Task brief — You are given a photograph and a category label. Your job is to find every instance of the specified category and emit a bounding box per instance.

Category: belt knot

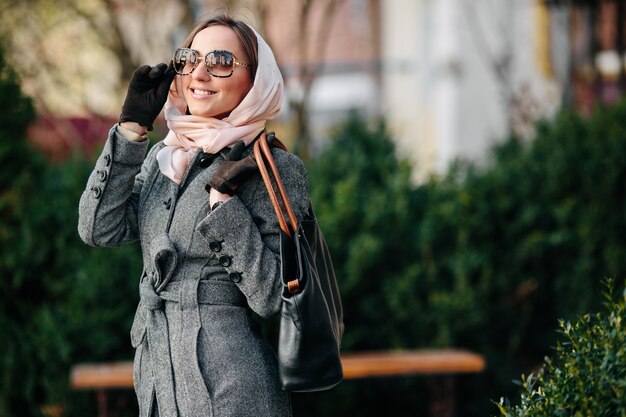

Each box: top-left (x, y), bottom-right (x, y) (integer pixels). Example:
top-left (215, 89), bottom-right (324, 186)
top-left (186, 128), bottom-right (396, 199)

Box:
top-left (140, 282), bottom-right (164, 311)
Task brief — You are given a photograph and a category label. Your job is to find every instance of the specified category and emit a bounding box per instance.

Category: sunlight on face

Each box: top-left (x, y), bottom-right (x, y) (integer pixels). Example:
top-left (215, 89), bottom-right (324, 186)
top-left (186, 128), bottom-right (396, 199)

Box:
top-left (180, 26), bottom-right (253, 119)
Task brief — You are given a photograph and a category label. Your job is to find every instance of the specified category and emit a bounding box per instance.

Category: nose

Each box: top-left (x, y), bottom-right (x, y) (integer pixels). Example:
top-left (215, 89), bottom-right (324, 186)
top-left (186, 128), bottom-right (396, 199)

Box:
top-left (191, 60), bottom-right (211, 80)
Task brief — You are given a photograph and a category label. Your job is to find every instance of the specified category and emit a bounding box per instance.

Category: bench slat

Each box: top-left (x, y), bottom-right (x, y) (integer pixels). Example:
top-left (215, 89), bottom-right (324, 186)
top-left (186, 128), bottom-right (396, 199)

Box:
top-left (71, 349), bottom-right (485, 390)
top-left (71, 362), bottom-right (134, 389)
top-left (340, 349), bottom-right (486, 379)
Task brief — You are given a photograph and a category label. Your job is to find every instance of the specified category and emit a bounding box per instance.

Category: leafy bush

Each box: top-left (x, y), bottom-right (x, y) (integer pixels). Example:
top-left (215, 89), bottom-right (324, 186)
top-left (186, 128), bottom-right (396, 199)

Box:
top-left (0, 46), bottom-right (141, 417)
top-left (292, 116), bottom-right (430, 416)
top-left (300, 104), bottom-right (626, 416)
top-left (496, 280), bottom-right (626, 417)
top-left (0, 43), bottom-right (46, 416)
top-left (308, 116), bottom-right (420, 350)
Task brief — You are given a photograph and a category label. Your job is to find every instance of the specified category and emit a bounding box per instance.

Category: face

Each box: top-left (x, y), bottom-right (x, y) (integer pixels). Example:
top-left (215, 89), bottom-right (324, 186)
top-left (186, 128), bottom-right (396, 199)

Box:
top-left (180, 26), bottom-right (253, 119)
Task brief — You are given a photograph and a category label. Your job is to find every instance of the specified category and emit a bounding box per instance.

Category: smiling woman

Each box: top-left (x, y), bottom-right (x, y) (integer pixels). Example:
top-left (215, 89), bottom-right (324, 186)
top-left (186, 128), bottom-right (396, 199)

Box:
top-left (78, 13), bottom-right (310, 417)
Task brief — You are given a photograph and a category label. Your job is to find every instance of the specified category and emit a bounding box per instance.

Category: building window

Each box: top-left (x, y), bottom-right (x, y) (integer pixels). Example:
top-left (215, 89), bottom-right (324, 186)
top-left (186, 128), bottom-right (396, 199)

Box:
top-left (545, 0), bottom-right (626, 114)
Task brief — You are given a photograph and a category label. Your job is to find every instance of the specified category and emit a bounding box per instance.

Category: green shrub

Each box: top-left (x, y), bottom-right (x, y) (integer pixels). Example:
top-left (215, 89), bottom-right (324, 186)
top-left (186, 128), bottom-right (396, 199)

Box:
top-left (301, 103), bottom-right (626, 416)
top-left (292, 116), bottom-right (430, 416)
top-left (0, 43), bottom-right (45, 416)
top-left (0, 46), bottom-right (141, 417)
top-left (308, 115), bottom-right (420, 350)
top-left (496, 280), bottom-right (626, 417)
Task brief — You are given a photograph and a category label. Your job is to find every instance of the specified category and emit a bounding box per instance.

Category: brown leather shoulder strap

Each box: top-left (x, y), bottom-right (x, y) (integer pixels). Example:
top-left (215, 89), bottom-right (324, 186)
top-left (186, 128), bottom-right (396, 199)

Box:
top-left (253, 133), bottom-right (298, 237)
top-left (268, 132), bottom-right (288, 152)
top-left (254, 133), bottom-right (302, 293)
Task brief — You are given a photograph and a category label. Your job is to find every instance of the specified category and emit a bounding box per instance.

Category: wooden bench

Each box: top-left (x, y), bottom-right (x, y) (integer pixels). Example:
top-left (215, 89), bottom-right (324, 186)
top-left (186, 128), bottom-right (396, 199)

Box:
top-left (71, 349), bottom-right (485, 417)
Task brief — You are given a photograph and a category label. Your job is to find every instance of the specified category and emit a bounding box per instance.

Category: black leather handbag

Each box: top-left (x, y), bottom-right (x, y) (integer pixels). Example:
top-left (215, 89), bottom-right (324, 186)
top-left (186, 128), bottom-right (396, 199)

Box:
top-left (254, 133), bottom-right (344, 392)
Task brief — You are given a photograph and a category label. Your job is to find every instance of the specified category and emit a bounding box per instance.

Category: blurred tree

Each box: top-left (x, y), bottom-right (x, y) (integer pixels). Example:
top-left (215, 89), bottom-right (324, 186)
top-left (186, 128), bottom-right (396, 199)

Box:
top-left (2, 76), bottom-right (626, 417)
top-left (461, 0), bottom-right (552, 139)
top-left (462, 0), bottom-right (516, 134)
top-left (0, 0), bottom-right (195, 116)
top-left (256, 0), bottom-right (345, 160)
top-left (0, 0), bottom-right (346, 159)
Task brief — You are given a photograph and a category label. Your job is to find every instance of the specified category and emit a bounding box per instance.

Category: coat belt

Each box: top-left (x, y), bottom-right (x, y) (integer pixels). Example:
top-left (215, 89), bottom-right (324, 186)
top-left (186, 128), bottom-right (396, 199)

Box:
top-left (133, 278), bottom-right (246, 417)
top-left (159, 279), bottom-right (246, 306)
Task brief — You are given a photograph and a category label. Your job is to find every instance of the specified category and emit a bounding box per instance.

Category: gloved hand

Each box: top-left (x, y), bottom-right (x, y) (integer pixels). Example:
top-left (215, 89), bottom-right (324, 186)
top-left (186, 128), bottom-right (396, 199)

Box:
top-left (207, 133), bottom-right (279, 196)
top-left (119, 63), bottom-right (175, 130)
top-left (207, 141), bottom-right (258, 196)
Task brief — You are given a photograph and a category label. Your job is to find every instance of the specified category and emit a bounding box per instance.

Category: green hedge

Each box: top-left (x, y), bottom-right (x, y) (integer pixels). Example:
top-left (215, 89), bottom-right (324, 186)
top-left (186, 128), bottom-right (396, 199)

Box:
top-left (0, 48), bottom-right (141, 416)
top-left (297, 107), bottom-right (626, 416)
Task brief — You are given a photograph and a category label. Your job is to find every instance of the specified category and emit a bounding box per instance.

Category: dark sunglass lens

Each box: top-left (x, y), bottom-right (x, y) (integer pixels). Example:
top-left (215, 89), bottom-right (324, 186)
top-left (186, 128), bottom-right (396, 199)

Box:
top-left (207, 51), bottom-right (234, 76)
top-left (173, 48), bottom-right (197, 75)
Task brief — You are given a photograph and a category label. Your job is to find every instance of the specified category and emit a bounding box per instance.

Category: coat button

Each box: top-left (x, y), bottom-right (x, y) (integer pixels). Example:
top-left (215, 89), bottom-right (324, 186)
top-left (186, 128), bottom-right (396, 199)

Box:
top-left (163, 197), bottom-right (172, 210)
top-left (103, 154), bottom-right (111, 166)
top-left (91, 186), bottom-right (102, 199)
top-left (198, 153), bottom-right (215, 167)
top-left (209, 240), bottom-right (222, 252)
top-left (229, 272), bottom-right (242, 283)
top-left (218, 255), bottom-right (232, 267)
top-left (97, 170), bottom-right (108, 182)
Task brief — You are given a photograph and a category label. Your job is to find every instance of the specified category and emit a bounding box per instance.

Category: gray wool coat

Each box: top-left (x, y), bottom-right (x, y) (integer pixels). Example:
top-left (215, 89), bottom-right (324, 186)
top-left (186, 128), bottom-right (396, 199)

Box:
top-left (78, 126), bottom-right (310, 417)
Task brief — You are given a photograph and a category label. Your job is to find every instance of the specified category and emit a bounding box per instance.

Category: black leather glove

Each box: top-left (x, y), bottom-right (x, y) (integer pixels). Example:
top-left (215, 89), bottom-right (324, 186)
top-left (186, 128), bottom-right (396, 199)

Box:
top-left (207, 133), bottom-right (278, 196)
top-left (119, 63), bottom-right (175, 130)
top-left (207, 141), bottom-right (258, 196)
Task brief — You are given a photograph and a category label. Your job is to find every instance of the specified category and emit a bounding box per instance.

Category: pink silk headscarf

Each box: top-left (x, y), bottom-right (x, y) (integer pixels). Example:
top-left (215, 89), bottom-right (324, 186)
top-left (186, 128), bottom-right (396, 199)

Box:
top-left (156, 27), bottom-right (284, 184)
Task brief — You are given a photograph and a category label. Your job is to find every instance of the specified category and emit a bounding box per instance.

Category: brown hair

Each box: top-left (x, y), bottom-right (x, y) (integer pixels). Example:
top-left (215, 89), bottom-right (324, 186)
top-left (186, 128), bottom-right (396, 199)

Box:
top-left (180, 14), bottom-right (258, 81)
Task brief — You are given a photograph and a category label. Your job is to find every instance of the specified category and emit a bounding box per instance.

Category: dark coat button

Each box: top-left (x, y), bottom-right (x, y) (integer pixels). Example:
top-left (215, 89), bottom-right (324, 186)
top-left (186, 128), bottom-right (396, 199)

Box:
top-left (198, 153), bottom-right (216, 167)
top-left (103, 154), bottom-right (111, 166)
top-left (219, 255), bottom-right (232, 267)
top-left (97, 170), bottom-right (108, 182)
top-left (91, 186), bottom-right (102, 199)
top-left (209, 240), bottom-right (222, 252)
top-left (163, 197), bottom-right (172, 210)
top-left (229, 272), bottom-right (242, 283)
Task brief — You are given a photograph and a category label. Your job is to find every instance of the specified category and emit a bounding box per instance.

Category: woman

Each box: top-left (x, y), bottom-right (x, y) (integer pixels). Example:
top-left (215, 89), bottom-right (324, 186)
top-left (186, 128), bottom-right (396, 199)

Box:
top-left (78, 14), bottom-right (308, 417)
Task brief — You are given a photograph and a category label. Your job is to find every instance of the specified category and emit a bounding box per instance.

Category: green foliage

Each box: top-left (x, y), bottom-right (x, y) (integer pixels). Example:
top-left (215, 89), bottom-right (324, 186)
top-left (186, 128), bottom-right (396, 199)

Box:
top-left (0, 48), bottom-right (35, 139)
top-left (0, 44), bottom-right (45, 416)
top-left (0, 47), bottom-right (141, 416)
top-left (497, 280), bottom-right (626, 417)
top-left (309, 116), bottom-right (420, 350)
top-left (296, 114), bottom-right (429, 416)
top-left (301, 103), bottom-right (626, 416)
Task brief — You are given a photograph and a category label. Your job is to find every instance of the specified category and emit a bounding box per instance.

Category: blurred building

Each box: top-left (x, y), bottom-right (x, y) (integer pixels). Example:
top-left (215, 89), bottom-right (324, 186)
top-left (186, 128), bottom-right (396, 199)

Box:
top-left (275, 0), bottom-right (626, 180)
top-left (379, 0), bottom-right (561, 179)
top-left (282, 0), bottom-right (563, 180)
top-left (266, 0), bottom-right (626, 180)
top-left (259, 0), bottom-right (563, 180)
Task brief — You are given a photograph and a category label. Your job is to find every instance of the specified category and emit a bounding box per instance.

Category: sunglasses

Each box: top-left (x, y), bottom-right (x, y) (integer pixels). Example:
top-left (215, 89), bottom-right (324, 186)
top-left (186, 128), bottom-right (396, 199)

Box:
top-left (172, 48), bottom-right (251, 78)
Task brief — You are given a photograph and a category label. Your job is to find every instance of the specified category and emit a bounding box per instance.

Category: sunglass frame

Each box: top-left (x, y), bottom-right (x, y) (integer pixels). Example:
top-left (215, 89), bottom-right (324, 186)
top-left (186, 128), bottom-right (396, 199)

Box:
top-left (172, 48), bottom-right (251, 78)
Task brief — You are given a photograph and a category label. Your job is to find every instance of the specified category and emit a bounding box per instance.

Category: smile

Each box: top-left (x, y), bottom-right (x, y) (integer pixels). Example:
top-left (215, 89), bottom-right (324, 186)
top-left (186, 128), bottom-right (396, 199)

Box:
top-left (191, 88), bottom-right (217, 96)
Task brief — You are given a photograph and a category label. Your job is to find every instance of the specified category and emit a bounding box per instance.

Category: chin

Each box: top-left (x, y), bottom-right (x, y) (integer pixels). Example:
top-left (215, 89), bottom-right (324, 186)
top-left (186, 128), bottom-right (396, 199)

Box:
top-left (187, 105), bottom-right (231, 119)
top-left (188, 106), bottom-right (215, 118)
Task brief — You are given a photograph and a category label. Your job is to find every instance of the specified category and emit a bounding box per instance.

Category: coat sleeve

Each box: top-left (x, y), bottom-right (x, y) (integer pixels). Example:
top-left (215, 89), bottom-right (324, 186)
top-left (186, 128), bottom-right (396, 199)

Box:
top-left (197, 149), bottom-right (310, 318)
top-left (78, 125), bottom-right (156, 247)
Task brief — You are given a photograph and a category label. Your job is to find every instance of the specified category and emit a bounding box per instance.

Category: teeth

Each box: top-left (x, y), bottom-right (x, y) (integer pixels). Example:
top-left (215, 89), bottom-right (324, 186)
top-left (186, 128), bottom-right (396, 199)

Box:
top-left (193, 89), bottom-right (215, 95)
